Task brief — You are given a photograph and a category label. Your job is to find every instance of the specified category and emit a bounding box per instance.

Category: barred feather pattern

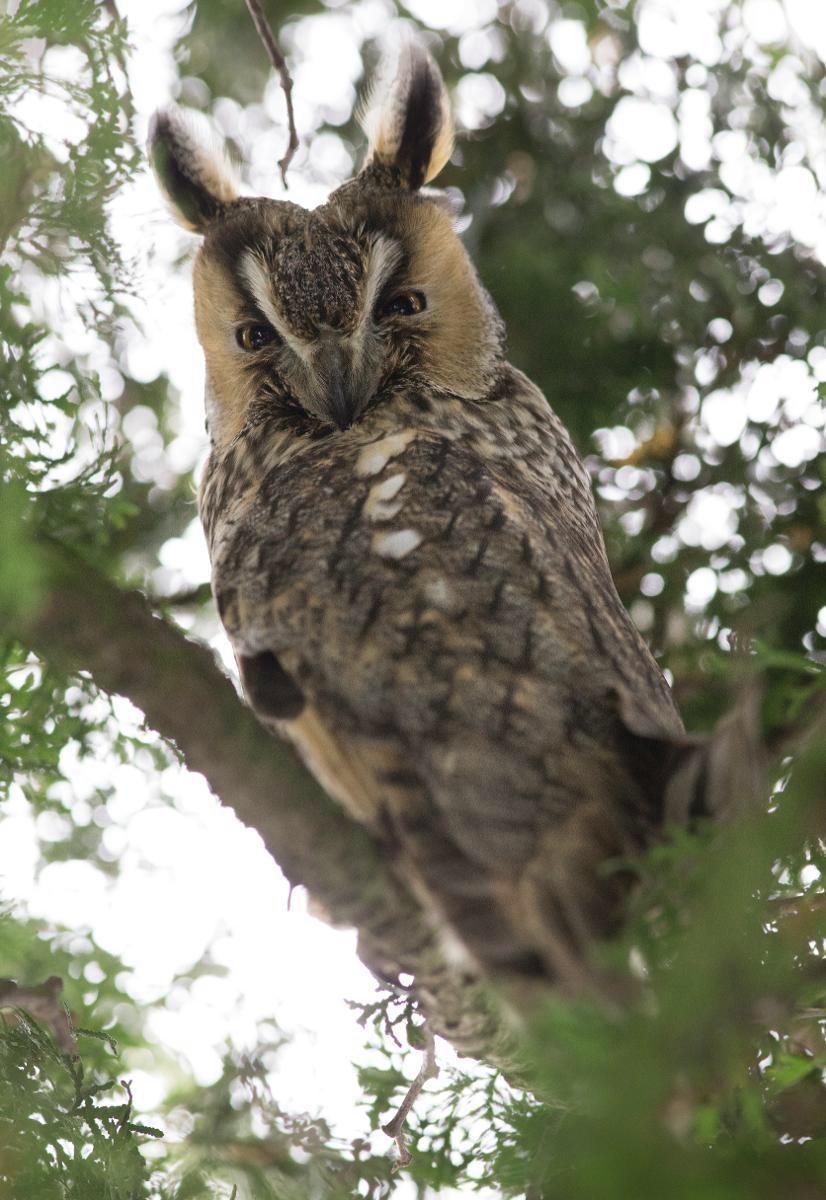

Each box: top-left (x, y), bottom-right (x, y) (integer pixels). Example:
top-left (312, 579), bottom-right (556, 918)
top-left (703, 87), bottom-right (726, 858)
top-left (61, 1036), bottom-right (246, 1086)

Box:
top-left (200, 364), bottom-right (686, 989)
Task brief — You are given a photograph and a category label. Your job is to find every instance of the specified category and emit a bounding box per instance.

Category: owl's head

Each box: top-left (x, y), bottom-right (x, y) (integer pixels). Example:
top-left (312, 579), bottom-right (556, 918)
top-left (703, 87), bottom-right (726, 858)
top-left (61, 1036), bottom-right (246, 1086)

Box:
top-left (149, 44), bottom-right (505, 449)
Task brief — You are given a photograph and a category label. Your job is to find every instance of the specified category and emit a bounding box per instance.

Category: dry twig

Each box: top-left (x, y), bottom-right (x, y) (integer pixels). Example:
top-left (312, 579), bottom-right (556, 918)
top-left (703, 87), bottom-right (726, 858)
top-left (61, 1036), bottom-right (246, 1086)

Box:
top-left (243, 0), bottom-right (299, 187)
top-left (381, 1023), bottom-right (439, 1171)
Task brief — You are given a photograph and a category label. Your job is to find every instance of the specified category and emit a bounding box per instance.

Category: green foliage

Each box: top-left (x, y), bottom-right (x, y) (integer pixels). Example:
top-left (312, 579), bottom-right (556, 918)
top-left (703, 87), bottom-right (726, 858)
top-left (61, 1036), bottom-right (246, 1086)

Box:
top-left (1, 0), bottom-right (134, 483)
top-left (0, 0), bottom-right (189, 801)
top-left (0, 0), bottom-right (130, 640)
top-left (0, 1016), bottom-right (159, 1200)
top-left (0, 906), bottom-right (167, 1200)
top-left (1, 0), bottom-right (825, 1197)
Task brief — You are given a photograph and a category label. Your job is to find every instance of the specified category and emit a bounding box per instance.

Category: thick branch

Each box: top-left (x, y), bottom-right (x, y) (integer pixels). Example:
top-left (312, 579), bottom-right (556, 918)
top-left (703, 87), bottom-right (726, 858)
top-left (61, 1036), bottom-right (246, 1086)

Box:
top-left (11, 543), bottom-right (507, 1064)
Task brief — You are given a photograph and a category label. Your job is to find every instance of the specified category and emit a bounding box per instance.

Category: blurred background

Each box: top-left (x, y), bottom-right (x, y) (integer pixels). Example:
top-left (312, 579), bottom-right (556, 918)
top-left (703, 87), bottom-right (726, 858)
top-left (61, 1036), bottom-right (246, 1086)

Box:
top-left (1, 0), bottom-right (825, 1196)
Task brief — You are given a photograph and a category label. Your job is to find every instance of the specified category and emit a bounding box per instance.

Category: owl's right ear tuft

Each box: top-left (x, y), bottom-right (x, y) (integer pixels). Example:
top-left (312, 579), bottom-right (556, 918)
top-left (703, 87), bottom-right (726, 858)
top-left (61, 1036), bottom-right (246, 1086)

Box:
top-left (359, 42), bottom-right (454, 190)
top-left (148, 106), bottom-right (238, 233)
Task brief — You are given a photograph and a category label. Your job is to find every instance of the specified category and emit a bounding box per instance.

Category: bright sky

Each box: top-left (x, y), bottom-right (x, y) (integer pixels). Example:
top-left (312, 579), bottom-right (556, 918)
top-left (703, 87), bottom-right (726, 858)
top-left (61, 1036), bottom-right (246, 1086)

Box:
top-left (2, 0), bottom-right (826, 1191)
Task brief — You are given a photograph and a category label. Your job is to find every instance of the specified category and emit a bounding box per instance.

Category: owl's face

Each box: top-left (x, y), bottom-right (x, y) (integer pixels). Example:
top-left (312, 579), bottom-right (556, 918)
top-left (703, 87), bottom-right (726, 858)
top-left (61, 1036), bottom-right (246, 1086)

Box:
top-left (193, 188), bottom-right (503, 447)
top-left (150, 46), bottom-right (505, 451)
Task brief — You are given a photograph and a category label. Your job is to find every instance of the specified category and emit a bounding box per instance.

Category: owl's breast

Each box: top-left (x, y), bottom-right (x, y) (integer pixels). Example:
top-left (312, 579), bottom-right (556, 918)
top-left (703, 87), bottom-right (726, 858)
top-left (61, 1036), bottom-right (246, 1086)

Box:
top-left (205, 410), bottom-right (682, 758)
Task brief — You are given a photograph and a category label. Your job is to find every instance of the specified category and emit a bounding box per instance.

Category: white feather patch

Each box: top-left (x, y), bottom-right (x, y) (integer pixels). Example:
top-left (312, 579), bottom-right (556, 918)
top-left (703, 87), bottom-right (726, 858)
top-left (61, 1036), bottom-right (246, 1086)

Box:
top-left (355, 429), bottom-right (417, 477)
top-left (365, 472), bottom-right (407, 522)
top-left (372, 529), bottom-right (423, 559)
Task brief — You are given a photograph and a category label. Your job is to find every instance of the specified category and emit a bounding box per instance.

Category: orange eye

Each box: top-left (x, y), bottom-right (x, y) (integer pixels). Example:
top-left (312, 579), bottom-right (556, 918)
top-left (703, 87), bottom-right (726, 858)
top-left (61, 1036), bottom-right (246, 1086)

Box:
top-left (381, 291), bottom-right (427, 319)
top-left (236, 323), bottom-right (278, 351)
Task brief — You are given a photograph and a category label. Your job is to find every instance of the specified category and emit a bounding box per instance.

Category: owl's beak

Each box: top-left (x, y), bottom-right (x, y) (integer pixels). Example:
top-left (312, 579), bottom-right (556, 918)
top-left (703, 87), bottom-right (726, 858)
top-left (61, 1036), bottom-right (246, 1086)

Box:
top-left (312, 336), bottom-right (359, 431)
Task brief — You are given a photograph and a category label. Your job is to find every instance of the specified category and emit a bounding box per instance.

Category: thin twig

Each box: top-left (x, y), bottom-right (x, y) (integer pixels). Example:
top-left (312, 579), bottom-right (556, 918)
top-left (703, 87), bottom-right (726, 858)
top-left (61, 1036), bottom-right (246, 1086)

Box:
top-left (118, 1078), bottom-right (134, 1130)
top-left (243, 0), bottom-right (299, 187)
top-left (381, 1023), bottom-right (438, 1171)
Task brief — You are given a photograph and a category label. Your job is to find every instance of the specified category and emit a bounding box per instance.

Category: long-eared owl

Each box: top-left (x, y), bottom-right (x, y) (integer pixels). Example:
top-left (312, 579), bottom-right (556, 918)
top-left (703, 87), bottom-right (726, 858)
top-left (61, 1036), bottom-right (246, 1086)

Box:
top-left (149, 43), bottom-right (688, 988)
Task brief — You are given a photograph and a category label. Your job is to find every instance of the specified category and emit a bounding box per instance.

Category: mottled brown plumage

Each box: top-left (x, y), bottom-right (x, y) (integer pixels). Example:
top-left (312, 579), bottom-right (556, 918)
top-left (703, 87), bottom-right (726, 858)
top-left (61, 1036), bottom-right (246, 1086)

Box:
top-left (150, 44), bottom-right (691, 991)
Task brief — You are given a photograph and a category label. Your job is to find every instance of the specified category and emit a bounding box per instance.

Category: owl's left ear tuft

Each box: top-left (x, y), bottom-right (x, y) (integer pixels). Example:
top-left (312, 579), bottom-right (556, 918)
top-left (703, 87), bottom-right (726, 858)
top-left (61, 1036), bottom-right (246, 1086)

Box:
top-left (148, 106), bottom-right (238, 232)
top-left (359, 42), bottom-right (454, 190)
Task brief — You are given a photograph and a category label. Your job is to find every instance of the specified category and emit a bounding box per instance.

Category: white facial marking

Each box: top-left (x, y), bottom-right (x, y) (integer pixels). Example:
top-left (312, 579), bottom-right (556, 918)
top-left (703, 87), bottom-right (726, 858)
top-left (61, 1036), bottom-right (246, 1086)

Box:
top-left (239, 250), bottom-right (309, 360)
top-left (372, 529), bottom-right (422, 559)
top-left (359, 237), bottom-right (403, 332)
top-left (355, 429), bottom-right (417, 477)
top-left (239, 251), bottom-right (280, 328)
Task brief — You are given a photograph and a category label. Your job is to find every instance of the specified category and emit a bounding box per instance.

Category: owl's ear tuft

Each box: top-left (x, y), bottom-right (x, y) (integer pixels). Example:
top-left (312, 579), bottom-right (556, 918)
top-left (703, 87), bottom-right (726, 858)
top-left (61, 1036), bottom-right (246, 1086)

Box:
top-left (359, 42), bottom-right (454, 190)
top-left (148, 106), bottom-right (238, 232)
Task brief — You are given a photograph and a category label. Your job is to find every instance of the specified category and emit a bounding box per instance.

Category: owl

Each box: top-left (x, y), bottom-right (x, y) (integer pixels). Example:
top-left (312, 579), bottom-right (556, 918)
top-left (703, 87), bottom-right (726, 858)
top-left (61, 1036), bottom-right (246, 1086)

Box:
top-left (148, 45), bottom-right (693, 994)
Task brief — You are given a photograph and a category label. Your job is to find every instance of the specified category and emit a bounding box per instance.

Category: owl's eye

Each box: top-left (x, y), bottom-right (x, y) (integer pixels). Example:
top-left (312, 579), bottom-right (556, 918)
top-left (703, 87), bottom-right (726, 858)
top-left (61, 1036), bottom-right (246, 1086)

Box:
top-left (236, 323), bottom-right (279, 352)
top-left (380, 291), bottom-right (427, 319)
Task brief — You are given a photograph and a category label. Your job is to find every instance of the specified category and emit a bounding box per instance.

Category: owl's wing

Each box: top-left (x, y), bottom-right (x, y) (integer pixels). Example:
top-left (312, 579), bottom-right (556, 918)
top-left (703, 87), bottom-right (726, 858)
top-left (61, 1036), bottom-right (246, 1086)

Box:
top-left (210, 412), bottom-right (685, 981)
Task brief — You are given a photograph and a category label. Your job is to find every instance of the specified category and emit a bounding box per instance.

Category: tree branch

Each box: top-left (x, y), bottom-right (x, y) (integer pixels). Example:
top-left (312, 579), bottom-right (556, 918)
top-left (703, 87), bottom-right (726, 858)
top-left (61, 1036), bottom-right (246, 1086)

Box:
top-left (11, 542), bottom-right (509, 1066)
top-left (243, 0), bottom-right (299, 187)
